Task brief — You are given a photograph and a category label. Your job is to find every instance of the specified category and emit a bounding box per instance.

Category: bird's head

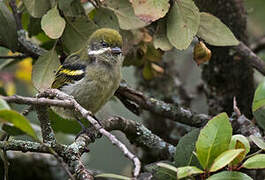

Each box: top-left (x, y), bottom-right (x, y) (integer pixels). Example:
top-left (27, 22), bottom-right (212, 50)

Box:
top-left (88, 28), bottom-right (123, 64)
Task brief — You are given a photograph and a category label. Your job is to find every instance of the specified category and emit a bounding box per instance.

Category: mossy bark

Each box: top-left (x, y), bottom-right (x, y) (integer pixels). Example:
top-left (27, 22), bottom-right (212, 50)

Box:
top-left (195, 0), bottom-right (254, 118)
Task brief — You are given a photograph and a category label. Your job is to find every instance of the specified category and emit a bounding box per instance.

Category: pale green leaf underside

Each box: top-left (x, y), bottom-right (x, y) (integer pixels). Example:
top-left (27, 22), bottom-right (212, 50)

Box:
top-left (95, 173), bottom-right (131, 180)
top-left (249, 135), bottom-right (265, 150)
top-left (177, 166), bottom-right (203, 179)
top-left (23, 0), bottom-right (51, 18)
top-left (242, 154), bottom-right (265, 169)
top-left (207, 171), bottom-right (252, 180)
top-left (167, 0), bottom-right (200, 50)
top-left (104, 0), bottom-right (146, 30)
top-left (0, 98), bottom-right (10, 110)
top-left (131, 0), bottom-right (170, 23)
top-left (210, 149), bottom-right (244, 172)
top-left (32, 49), bottom-right (60, 91)
top-left (197, 12), bottom-right (239, 46)
top-left (41, 6), bottom-right (66, 39)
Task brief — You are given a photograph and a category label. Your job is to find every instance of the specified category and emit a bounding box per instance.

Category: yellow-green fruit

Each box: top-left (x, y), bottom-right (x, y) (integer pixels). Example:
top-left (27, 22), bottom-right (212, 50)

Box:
top-left (193, 41), bottom-right (211, 65)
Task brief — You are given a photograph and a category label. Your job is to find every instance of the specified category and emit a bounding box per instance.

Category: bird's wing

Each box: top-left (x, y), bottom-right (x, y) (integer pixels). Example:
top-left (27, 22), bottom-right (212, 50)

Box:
top-left (51, 55), bottom-right (86, 89)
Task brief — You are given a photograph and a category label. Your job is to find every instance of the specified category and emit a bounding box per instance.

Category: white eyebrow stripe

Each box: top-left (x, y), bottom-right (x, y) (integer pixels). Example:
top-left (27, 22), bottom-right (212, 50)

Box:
top-left (88, 47), bottom-right (111, 56)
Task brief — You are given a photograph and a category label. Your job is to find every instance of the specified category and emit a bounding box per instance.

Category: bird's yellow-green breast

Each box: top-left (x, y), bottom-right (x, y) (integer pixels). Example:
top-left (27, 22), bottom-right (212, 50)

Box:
top-left (88, 28), bottom-right (123, 48)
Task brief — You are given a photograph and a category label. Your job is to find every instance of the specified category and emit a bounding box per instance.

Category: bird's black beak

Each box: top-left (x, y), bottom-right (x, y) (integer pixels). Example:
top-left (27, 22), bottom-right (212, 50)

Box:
top-left (111, 47), bottom-right (122, 55)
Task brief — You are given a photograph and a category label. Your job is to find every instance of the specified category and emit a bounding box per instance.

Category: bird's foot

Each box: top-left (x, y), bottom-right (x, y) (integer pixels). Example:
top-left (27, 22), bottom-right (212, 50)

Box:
top-left (75, 126), bottom-right (97, 142)
top-left (75, 116), bottom-right (102, 141)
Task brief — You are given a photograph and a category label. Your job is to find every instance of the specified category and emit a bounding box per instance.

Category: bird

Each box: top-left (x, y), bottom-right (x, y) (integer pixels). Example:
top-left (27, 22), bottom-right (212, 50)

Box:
top-left (51, 28), bottom-right (124, 122)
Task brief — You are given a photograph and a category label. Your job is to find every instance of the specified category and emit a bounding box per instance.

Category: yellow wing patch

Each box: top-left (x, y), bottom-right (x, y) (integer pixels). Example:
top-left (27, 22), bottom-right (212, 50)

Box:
top-left (60, 69), bottom-right (84, 76)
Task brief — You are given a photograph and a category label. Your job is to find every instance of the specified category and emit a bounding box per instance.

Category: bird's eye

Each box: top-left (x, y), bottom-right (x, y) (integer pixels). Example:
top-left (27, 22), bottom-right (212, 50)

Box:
top-left (101, 41), bottom-right (108, 47)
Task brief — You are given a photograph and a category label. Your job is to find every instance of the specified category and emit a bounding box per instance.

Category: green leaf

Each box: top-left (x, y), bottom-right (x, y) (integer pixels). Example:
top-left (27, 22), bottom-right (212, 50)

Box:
top-left (252, 79), bottom-right (265, 111)
top-left (104, 0), bottom-right (146, 30)
top-left (61, 17), bottom-right (98, 53)
top-left (58, 0), bottom-right (74, 11)
top-left (142, 62), bottom-right (154, 80)
top-left (157, 162), bottom-right (178, 173)
top-left (0, 110), bottom-right (37, 139)
top-left (0, 3), bottom-right (18, 51)
top-left (2, 123), bottom-right (25, 136)
top-left (242, 154), bottom-right (265, 169)
top-left (229, 135), bottom-right (250, 165)
top-left (210, 149), bottom-right (244, 172)
top-left (249, 135), bottom-right (265, 150)
top-left (41, 6), bottom-right (66, 39)
top-left (49, 109), bottom-right (81, 134)
top-left (23, 0), bottom-right (52, 18)
top-left (145, 162), bottom-right (176, 180)
top-left (130, 0), bottom-right (170, 23)
top-left (28, 17), bottom-right (42, 37)
top-left (177, 166), bottom-right (203, 179)
top-left (253, 107), bottom-right (265, 131)
top-left (32, 49), bottom-right (60, 91)
top-left (153, 19), bottom-right (173, 51)
top-left (0, 98), bottom-right (10, 110)
top-left (157, 163), bottom-right (203, 179)
top-left (92, 8), bottom-right (119, 30)
top-left (196, 112), bottom-right (232, 170)
top-left (252, 78), bottom-right (265, 130)
top-left (58, 0), bottom-right (85, 17)
top-left (167, 0), bottom-right (200, 50)
top-left (197, 12), bottom-right (239, 46)
top-left (175, 128), bottom-right (201, 168)
top-left (230, 135), bottom-right (250, 153)
top-left (207, 171), bottom-right (253, 180)
top-left (95, 173), bottom-right (131, 180)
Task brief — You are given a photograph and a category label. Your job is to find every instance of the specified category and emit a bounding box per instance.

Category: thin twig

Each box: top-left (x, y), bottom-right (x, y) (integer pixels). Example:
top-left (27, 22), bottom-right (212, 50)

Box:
top-left (9, 0), bottom-right (23, 30)
top-left (0, 150), bottom-right (9, 180)
top-left (0, 55), bottom-right (28, 59)
top-left (46, 146), bottom-right (76, 180)
top-left (245, 149), bottom-right (263, 159)
top-left (0, 135), bottom-right (10, 180)
top-left (9, 0), bottom-right (46, 58)
top-left (1, 95), bottom-right (73, 108)
top-left (233, 97), bottom-right (241, 118)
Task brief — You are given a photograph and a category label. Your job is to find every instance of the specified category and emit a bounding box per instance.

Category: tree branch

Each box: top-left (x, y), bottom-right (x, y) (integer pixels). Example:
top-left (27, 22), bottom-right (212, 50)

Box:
top-left (9, 0), bottom-right (22, 30)
top-left (104, 116), bottom-right (176, 160)
top-left (0, 139), bottom-right (51, 153)
top-left (9, 0), bottom-right (46, 58)
top-left (234, 42), bottom-right (265, 76)
top-left (63, 133), bottom-right (94, 180)
top-left (35, 105), bottom-right (56, 144)
top-left (116, 81), bottom-right (210, 127)
top-left (2, 93), bottom-right (176, 159)
top-left (1, 91), bottom-right (182, 176)
top-left (0, 55), bottom-right (28, 59)
top-left (250, 35), bottom-right (265, 54)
